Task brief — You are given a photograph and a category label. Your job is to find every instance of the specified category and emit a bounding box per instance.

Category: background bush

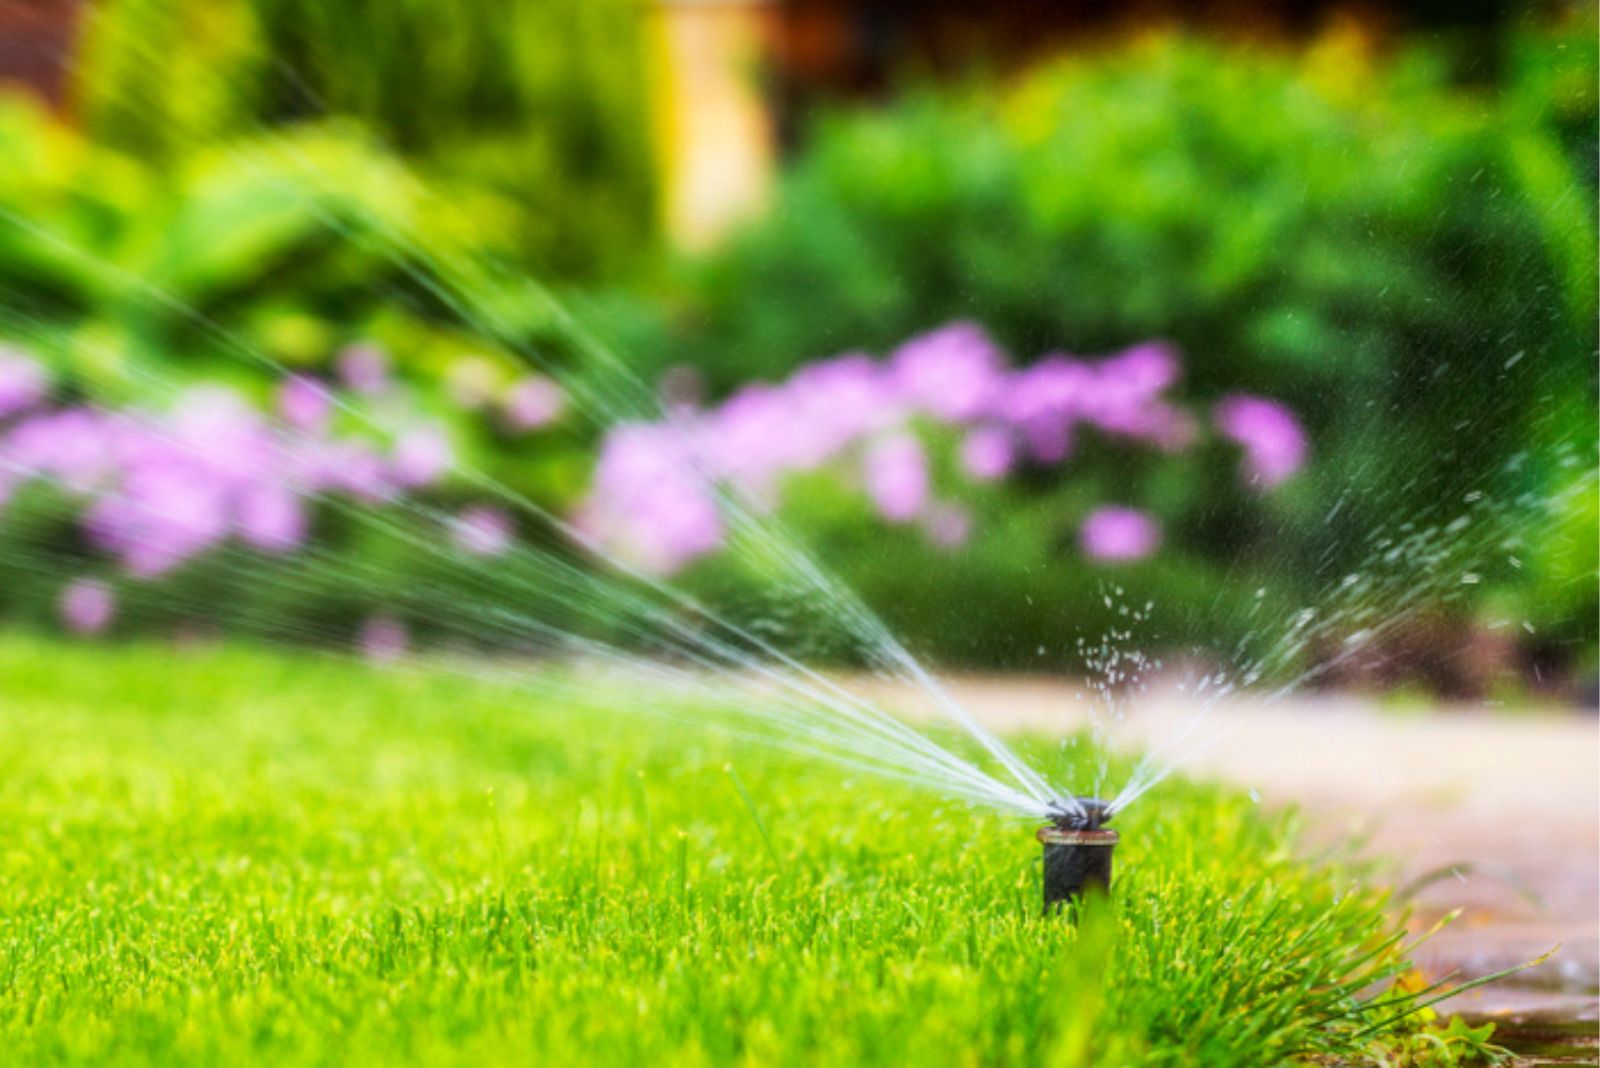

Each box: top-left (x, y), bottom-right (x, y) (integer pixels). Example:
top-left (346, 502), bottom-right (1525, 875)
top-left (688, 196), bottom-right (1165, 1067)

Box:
top-left (76, 0), bottom-right (656, 282)
top-left (629, 27), bottom-right (1598, 678)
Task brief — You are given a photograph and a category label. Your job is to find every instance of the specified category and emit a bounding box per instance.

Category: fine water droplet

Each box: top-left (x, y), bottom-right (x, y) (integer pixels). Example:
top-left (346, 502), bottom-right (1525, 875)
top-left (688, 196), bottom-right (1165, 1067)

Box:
top-left (1503, 350), bottom-right (1525, 369)
top-left (1461, 573), bottom-right (1481, 585)
top-left (1248, 788), bottom-right (1261, 803)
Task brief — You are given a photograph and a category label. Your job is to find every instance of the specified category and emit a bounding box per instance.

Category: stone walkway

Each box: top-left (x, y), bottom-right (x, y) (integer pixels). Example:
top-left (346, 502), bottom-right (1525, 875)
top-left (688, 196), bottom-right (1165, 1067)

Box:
top-left (856, 676), bottom-right (1599, 1023)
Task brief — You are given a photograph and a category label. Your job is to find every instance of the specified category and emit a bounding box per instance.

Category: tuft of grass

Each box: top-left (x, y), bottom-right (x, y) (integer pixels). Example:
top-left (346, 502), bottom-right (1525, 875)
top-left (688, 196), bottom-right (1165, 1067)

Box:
top-left (0, 637), bottom-right (1446, 1065)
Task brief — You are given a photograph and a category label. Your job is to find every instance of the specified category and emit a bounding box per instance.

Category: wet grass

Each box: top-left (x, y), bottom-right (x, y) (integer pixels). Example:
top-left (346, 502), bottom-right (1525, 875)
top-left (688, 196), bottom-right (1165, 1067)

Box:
top-left (0, 637), bottom-right (1467, 1065)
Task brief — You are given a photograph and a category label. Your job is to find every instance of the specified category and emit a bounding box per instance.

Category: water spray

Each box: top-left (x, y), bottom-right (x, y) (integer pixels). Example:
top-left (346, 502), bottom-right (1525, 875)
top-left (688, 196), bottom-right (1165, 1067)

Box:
top-left (1038, 798), bottom-right (1118, 912)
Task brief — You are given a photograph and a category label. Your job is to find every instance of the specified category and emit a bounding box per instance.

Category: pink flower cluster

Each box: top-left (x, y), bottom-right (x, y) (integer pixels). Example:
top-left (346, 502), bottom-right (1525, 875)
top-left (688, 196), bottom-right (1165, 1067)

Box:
top-left (1213, 393), bottom-right (1308, 489)
top-left (579, 323), bottom-right (1307, 573)
top-left (0, 346), bottom-right (543, 637)
top-left (1, 386), bottom-right (446, 576)
top-left (1079, 506), bottom-right (1162, 562)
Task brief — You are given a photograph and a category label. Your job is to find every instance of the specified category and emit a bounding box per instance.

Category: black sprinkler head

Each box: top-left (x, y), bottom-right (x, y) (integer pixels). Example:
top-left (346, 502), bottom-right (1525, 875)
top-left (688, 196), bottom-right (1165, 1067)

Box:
top-left (1038, 797), bottom-right (1118, 913)
top-left (1048, 797), bottom-right (1114, 832)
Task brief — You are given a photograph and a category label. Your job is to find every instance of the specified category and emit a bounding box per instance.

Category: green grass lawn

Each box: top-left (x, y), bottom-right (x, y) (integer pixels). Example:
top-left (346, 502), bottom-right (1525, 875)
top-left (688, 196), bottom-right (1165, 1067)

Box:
top-left (0, 638), bottom-right (1484, 1065)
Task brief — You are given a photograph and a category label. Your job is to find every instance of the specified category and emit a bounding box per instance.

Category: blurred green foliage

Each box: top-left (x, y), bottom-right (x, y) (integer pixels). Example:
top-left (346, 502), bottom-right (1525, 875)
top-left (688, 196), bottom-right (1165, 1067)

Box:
top-left (76, 0), bottom-right (656, 281)
top-left (636, 27), bottom-right (1597, 677)
top-left (0, 96), bottom-right (594, 504)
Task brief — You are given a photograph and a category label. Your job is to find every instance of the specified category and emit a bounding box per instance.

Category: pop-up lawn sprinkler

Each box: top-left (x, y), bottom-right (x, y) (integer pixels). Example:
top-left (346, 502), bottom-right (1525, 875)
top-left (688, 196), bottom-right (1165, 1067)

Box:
top-left (1038, 798), bottom-right (1118, 913)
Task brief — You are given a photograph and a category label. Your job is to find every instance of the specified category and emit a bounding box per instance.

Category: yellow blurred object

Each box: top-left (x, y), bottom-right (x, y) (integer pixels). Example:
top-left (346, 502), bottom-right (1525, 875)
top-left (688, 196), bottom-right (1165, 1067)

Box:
top-left (651, 0), bottom-right (776, 250)
top-left (1302, 14), bottom-right (1379, 105)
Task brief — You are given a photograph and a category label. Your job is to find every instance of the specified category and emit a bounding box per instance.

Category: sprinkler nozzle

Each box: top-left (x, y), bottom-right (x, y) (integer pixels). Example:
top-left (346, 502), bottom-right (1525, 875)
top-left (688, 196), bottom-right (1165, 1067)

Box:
top-left (1039, 797), bottom-right (1118, 913)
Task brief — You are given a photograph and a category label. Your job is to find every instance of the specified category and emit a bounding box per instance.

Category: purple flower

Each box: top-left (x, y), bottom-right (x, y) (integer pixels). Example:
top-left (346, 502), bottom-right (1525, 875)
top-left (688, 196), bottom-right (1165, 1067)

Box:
top-left (571, 328), bottom-right (1222, 572)
top-left (994, 342), bottom-right (1195, 459)
top-left (618, 480), bottom-right (724, 573)
top-left (391, 425), bottom-right (452, 488)
top-left (3, 409), bottom-right (114, 490)
top-left (959, 427), bottom-right (1015, 482)
top-left (171, 388), bottom-right (274, 481)
top-left (0, 347), bottom-right (48, 419)
top-left (590, 425), bottom-right (692, 498)
top-left (1214, 394), bottom-right (1307, 489)
top-left (1079, 506), bottom-right (1161, 563)
top-left (235, 484), bottom-right (307, 553)
top-left (1070, 343), bottom-right (1189, 447)
top-left (1100, 341), bottom-right (1181, 394)
top-left (359, 613), bottom-right (408, 663)
top-left (580, 424), bottom-right (724, 573)
top-left (784, 354), bottom-right (900, 463)
top-left (23, 386), bottom-right (313, 573)
top-left (702, 384), bottom-right (800, 493)
top-left (862, 432), bottom-right (928, 522)
top-left (303, 440), bottom-right (394, 502)
top-left (451, 505), bottom-right (514, 556)
top-left (279, 375), bottom-right (333, 432)
top-left (337, 342), bottom-right (390, 395)
top-left (503, 375), bottom-right (565, 431)
top-left (996, 356), bottom-right (1087, 462)
top-left (890, 322), bottom-right (1006, 423)
top-left (59, 579), bottom-right (114, 634)
top-left (90, 462), bottom-right (230, 576)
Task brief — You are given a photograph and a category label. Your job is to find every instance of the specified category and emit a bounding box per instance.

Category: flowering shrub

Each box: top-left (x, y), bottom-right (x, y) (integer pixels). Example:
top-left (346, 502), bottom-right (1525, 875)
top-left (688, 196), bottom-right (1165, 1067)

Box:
top-left (0, 343), bottom-right (558, 639)
top-left (1213, 395), bottom-right (1308, 490)
top-left (1079, 506), bottom-right (1162, 563)
top-left (0, 321), bottom-right (1313, 665)
top-left (579, 322), bottom-right (1306, 574)
top-left (617, 29), bottom-right (1597, 672)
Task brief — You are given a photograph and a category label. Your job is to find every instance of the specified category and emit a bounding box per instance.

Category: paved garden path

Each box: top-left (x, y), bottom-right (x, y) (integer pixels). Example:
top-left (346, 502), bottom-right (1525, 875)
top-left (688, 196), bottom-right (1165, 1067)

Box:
top-left (857, 676), bottom-right (1599, 1024)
